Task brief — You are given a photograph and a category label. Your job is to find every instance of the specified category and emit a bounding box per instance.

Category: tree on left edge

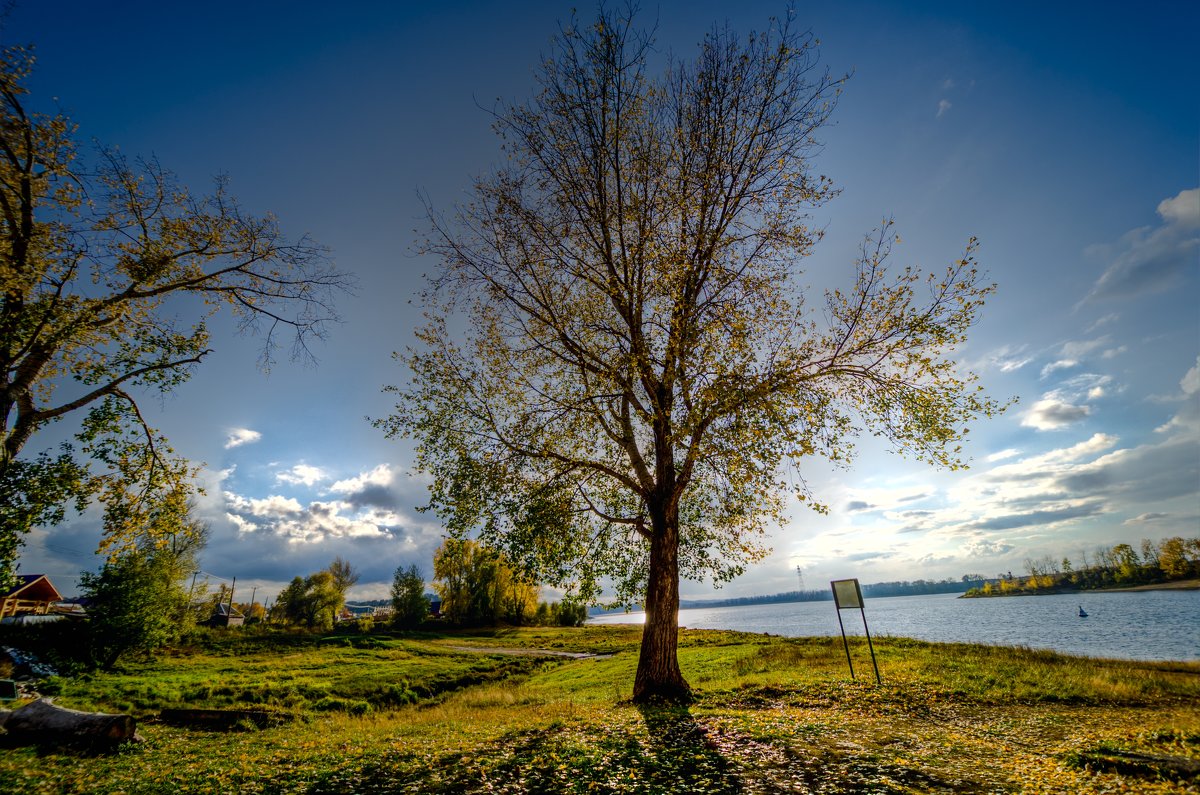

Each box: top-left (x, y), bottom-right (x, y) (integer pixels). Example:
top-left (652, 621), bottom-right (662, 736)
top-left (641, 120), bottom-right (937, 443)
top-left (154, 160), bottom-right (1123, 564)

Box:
top-left (0, 46), bottom-right (351, 587)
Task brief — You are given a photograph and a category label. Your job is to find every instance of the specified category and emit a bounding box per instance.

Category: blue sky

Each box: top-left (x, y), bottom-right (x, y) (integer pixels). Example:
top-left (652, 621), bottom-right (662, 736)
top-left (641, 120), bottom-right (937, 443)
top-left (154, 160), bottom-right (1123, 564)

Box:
top-left (8, 1), bottom-right (1197, 603)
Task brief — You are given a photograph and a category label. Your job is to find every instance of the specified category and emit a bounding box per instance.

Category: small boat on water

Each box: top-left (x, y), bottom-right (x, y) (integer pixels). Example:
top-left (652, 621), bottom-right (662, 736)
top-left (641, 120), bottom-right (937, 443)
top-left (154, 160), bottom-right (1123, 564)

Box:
top-left (1078, 605), bottom-right (1088, 617)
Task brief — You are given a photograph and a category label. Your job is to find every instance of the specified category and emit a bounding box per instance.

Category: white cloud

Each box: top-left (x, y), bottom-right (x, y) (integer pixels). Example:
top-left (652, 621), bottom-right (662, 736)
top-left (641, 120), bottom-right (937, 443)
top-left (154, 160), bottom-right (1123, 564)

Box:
top-left (987, 345), bottom-right (1033, 372)
top-left (330, 464), bottom-right (395, 494)
top-left (1086, 313), bottom-right (1120, 332)
top-left (224, 428), bottom-right (262, 449)
top-left (1154, 356), bottom-right (1200, 434)
top-left (1157, 187), bottom-right (1200, 227)
top-left (276, 464), bottom-right (327, 487)
top-left (225, 492), bottom-right (304, 518)
top-left (1182, 357), bottom-right (1200, 396)
top-left (963, 539), bottom-right (1014, 557)
top-left (1123, 512), bottom-right (1169, 525)
top-left (986, 448), bottom-right (1021, 463)
top-left (1060, 337), bottom-right (1109, 359)
top-left (988, 433), bottom-right (1116, 474)
top-left (1021, 396), bottom-right (1090, 430)
top-left (936, 99), bottom-right (952, 117)
top-left (226, 513), bottom-right (258, 534)
top-left (1040, 359), bottom-right (1077, 378)
top-left (1083, 187), bottom-right (1200, 302)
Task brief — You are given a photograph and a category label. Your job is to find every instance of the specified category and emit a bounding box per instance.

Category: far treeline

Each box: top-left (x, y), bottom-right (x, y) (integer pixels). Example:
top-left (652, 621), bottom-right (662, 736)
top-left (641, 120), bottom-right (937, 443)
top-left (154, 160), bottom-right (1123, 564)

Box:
top-left (963, 536), bottom-right (1200, 598)
top-left (660, 577), bottom-right (980, 612)
top-left (268, 539), bottom-right (585, 632)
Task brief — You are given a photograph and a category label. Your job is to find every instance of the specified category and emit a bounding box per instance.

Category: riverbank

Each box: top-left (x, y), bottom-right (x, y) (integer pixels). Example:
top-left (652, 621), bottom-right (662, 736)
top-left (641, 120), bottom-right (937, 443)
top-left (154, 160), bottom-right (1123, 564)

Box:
top-left (1099, 578), bottom-right (1200, 592)
top-left (962, 578), bottom-right (1200, 598)
top-left (1, 626), bottom-right (1198, 793)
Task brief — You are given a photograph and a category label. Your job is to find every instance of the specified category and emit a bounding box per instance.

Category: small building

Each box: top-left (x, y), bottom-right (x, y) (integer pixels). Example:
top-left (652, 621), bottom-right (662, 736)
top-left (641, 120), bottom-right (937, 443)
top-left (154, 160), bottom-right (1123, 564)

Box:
top-left (207, 602), bottom-right (245, 628)
top-left (340, 603), bottom-right (392, 621)
top-left (0, 575), bottom-right (63, 620)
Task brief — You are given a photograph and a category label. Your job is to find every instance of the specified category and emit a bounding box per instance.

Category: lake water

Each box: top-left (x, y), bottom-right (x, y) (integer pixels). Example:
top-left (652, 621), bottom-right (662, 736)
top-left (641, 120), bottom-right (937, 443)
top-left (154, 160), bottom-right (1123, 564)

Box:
top-left (589, 590), bottom-right (1200, 662)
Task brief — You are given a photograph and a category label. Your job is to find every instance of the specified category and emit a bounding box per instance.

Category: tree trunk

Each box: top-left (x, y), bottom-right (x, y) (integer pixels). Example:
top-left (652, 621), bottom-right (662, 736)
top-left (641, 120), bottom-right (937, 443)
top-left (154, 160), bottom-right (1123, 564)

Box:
top-left (1, 697), bottom-right (140, 748)
top-left (632, 509), bottom-right (692, 703)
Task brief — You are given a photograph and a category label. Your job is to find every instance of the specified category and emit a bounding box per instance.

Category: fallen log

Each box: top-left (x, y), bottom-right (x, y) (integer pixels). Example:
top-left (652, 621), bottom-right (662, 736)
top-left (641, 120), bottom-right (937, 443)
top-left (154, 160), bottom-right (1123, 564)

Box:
top-left (1, 697), bottom-right (140, 749)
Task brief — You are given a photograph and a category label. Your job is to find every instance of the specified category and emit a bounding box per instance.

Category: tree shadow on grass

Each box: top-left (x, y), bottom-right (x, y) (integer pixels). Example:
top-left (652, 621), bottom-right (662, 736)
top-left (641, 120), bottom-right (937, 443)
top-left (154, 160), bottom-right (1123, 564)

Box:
top-left (298, 706), bottom-right (745, 794)
top-left (633, 702), bottom-right (745, 793)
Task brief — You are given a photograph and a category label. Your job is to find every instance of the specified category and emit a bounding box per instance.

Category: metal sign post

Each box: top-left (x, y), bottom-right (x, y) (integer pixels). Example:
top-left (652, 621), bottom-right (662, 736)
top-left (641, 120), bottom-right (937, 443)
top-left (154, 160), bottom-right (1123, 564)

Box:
top-left (830, 578), bottom-right (881, 684)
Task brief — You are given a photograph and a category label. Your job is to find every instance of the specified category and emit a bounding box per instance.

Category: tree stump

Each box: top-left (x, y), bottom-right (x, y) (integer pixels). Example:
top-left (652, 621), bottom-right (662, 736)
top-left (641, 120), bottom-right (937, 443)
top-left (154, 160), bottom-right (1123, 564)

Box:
top-left (1, 697), bottom-right (140, 749)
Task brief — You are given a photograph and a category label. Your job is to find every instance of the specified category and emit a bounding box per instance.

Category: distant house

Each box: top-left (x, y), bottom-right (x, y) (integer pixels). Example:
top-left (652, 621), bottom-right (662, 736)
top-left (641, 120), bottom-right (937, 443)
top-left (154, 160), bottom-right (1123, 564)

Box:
top-left (340, 603), bottom-right (393, 621)
top-left (206, 602), bottom-right (245, 628)
top-left (0, 574), bottom-right (63, 621)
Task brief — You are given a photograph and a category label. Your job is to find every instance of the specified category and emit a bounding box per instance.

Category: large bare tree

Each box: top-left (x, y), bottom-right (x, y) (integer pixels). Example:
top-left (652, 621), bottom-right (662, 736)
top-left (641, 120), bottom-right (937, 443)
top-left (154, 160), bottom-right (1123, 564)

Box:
top-left (0, 46), bottom-right (349, 584)
top-left (381, 9), bottom-right (1003, 701)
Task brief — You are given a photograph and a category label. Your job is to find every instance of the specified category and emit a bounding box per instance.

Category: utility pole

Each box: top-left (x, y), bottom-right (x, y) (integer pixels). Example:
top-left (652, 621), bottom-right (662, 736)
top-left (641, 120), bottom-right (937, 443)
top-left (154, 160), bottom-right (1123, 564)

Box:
top-left (228, 577), bottom-right (236, 610)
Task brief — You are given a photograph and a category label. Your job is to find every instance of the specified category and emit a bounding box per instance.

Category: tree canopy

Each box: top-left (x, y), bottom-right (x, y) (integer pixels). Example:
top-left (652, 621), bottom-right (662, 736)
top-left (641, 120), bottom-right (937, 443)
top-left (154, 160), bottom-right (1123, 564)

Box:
top-left (379, 9), bottom-right (1004, 701)
top-left (78, 508), bottom-right (208, 670)
top-left (0, 46), bottom-right (349, 586)
top-left (271, 558), bottom-right (360, 630)
top-left (432, 537), bottom-right (539, 626)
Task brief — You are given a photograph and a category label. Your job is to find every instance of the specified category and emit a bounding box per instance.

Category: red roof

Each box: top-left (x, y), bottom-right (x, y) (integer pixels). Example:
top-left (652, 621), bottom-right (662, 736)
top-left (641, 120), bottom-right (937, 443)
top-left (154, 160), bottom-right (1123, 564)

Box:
top-left (1, 574), bottom-right (63, 603)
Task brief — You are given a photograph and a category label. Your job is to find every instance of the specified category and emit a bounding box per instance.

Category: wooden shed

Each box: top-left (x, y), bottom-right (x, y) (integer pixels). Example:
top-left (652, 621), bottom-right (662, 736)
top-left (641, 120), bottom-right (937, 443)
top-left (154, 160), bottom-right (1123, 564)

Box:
top-left (207, 602), bottom-right (245, 628)
top-left (0, 575), bottom-right (63, 620)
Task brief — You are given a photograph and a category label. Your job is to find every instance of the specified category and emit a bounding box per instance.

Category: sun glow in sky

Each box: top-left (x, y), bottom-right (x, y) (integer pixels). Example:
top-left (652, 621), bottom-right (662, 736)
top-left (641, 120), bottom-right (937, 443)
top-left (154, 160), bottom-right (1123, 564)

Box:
top-left (9, 1), bottom-right (1197, 603)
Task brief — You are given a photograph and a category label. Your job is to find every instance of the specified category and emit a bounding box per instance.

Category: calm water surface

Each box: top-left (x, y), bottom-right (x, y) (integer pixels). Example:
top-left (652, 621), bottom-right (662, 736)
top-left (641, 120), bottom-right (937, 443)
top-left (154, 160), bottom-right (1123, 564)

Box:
top-left (589, 590), bottom-right (1200, 661)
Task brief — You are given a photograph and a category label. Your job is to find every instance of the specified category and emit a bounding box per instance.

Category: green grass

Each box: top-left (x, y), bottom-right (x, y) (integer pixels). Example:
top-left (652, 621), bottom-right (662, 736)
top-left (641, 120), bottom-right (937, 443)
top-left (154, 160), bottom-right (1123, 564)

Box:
top-left (1, 626), bottom-right (1197, 794)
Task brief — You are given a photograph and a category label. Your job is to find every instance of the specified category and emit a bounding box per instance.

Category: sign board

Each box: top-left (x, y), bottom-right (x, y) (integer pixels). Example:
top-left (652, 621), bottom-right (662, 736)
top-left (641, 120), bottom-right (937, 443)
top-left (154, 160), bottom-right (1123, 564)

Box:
top-left (831, 578), bottom-right (863, 609)
top-left (829, 577), bottom-right (881, 684)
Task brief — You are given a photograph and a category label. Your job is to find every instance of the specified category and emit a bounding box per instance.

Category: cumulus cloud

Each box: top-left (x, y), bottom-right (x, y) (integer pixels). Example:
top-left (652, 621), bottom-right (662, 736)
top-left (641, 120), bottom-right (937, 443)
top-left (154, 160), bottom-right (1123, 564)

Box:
top-left (276, 464), bottom-right (327, 487)
top-left (1158, 188), bottom-right (1200, 225)
top-left (963, 539), bottom-right (1014, 556)
top-left (1021, 396), bottom-right (1090, 430)
top-left (331, 464), bottom-right (394, 494)
top-left (224, 428), bottom-right (262, 449)
top-left (1183, 358), bottom-right (1200, 395)
top-left (1083, 187), bottom-right (1200, 302)
top-left (226, 493), bottom-right (304, 518)
top-left (330, 464), bottom-right (403, 509)
top-left (224, 491), bottom-right (392, 545)
top-left (226, 513), bottom-right (258, 534)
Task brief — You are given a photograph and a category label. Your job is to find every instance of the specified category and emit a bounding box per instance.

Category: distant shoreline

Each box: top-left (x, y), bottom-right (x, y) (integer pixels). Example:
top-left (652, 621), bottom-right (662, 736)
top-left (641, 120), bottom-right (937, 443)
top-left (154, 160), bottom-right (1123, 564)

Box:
top-left (1092, 578), bottom-right (1200, 592)
top-left (959, 578), bottom-right (1200, 598)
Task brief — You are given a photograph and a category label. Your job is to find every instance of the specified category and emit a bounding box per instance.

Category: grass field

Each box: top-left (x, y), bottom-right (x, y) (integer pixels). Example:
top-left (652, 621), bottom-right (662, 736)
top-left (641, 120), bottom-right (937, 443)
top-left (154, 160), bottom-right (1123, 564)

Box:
top-left (2, 625), bottom-right (1197, 793)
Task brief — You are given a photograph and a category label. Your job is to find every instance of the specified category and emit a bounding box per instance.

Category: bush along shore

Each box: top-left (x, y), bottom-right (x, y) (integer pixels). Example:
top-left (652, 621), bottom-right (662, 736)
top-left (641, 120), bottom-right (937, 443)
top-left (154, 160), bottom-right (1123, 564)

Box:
top-left (963, 536), bottom-right (1199, 597)
top-left (0, 624), bottom-right (1198, 794)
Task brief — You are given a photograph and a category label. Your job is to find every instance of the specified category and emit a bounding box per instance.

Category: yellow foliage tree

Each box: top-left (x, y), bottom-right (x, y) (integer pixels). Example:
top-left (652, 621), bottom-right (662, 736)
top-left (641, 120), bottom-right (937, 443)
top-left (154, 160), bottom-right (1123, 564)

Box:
top-left (0, 47), bottom-right (349, 584)
top-left (381, 9), bottom-right (1004, 701)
